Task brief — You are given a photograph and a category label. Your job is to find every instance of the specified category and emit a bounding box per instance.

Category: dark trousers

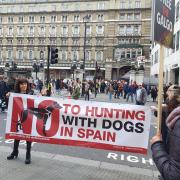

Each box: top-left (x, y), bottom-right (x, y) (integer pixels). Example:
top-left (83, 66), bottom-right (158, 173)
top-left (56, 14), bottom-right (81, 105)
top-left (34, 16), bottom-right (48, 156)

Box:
top-left (85, 91), bottom-right (89, 101)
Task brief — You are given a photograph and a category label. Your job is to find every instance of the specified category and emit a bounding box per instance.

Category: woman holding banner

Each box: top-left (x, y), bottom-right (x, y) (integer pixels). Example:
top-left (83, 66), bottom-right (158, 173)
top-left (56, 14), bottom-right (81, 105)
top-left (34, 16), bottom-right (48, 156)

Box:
top-left (151, 106), bottom-right (180, 180)
top-left (7, 78), bottom-right (33, 164)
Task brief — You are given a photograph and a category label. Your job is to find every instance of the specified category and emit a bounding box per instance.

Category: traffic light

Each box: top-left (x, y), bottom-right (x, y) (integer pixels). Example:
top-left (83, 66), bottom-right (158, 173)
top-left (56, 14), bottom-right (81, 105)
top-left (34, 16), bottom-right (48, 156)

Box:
top-left (51, 47), bottom-right (58, 64)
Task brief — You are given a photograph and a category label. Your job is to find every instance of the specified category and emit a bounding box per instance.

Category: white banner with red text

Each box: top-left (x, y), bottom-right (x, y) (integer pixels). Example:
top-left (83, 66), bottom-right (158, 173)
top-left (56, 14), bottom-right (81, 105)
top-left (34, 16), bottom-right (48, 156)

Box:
top-left (5, 93), bottom-right (151, 154)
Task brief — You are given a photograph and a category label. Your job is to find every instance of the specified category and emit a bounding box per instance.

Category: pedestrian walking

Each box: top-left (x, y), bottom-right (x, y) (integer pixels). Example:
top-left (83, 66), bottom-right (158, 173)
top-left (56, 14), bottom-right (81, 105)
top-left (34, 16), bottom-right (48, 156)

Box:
top-left (135, 83), bottom-right (147, 105)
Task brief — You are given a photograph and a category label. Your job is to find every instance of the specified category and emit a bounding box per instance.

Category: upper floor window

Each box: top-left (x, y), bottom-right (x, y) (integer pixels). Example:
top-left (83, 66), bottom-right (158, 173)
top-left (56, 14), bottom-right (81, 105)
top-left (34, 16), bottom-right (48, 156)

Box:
top-left (135, 1), bottom-right (141, 8)
top-left (29, 50), bottom-right (33, 60)
top-left (18, 26), bottom-right (24, 35)
top-left (0, 17), bottom-right (2, 24)
top-left (7, 50), bottom-right (12, 59)
top-left (119, 25), bottom-right (125, 34)
top-left (73, 26), bottom-right (80, 35)
top-left (19, 16), bottom-right (24, 23)
top-left (8, 27), bottom-right (13, 35)
top-left (8, 16), bottom-right (13, 23)
top-left (127, 13), bottom-right (133, 20)
top-left (96, 25), bottom-right (104, 34)
top-left (85, 51), bottom-right (91, 61)
top-left (29, 26), bottom-right (34, 34)
top-left (96, 51), bottom-right (103, 61)
top-left (134, 13), bottom-right (141, 20)
top-left (120, 1), bottom-right (126, 9)
top-left (97, 14), bottom-right (104, 21)
top-left (17, 50), bottom-right (23, 60)
top-left (97, 2), bottom-right (105, 10)
top-left (119, 13), bottom-right (125, 20)
top-left (51, 26), bottom-right (56, 34)
top-left (74, 15), bottom-right (79, 22)
top-left (72, 51), bottom-right (78, 61)
top-left (40, 16), bottom-right (45, 23)
top-left (62, 26), bottom-right (68, 35)
top-left (86, 25), bottom-right (91, 35)
top-left (29, 16), bottom-right (35, 23)
top-left (51, 16), bottom-right (56, 22)
top-left (62, 15), bottom-right (68, 22)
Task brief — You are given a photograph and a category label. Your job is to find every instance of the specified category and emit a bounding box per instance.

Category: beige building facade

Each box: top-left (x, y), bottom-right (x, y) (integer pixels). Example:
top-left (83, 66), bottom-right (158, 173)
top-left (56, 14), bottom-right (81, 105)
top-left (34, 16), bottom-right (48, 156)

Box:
top-left (0, 0), bottom-right (152, 81)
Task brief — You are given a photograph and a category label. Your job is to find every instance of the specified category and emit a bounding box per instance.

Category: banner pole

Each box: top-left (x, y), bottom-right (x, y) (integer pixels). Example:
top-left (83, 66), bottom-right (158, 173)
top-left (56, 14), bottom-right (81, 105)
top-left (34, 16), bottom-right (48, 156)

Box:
top-left (157, 45), bottom-right (164, 133)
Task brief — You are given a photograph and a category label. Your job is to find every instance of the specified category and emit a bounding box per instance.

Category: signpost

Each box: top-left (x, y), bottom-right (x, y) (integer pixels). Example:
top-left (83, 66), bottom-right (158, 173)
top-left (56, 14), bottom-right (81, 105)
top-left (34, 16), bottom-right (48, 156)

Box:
top-left (152, 0), bottom-right (175, 132)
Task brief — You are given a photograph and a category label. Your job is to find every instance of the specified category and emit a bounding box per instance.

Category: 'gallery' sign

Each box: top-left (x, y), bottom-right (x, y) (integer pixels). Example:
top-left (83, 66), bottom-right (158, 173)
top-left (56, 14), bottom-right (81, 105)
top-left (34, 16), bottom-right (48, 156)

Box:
top-left (153, 0), bottom-right (175, 48)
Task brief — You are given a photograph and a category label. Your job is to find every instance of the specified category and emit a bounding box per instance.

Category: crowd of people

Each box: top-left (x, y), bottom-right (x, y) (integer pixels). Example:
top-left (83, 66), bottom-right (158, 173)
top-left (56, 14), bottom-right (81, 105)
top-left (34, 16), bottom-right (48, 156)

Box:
top-left (0, 74), bottom-right (180, 180)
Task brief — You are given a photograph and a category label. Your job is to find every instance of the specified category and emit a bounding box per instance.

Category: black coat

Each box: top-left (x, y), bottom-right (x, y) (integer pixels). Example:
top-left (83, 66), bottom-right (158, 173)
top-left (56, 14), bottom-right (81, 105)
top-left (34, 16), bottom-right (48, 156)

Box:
top-left (151, 119), bottom-right (180, 180)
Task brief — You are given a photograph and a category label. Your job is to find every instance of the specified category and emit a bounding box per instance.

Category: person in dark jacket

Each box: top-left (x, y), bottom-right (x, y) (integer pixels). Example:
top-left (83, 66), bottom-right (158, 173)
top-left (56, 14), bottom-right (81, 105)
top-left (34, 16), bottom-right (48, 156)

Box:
top-left (151, 106), bottom-right (180, 180)
top-left (7, 78), bottom-right (33, 164)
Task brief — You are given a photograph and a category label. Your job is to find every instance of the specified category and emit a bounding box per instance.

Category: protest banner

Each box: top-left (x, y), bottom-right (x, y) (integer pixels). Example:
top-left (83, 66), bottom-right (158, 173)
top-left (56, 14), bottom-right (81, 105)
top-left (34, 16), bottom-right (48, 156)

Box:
top-left (152, 0), bottom-right (175, 132)
top-left (5, 93), bottom-right (151, 154)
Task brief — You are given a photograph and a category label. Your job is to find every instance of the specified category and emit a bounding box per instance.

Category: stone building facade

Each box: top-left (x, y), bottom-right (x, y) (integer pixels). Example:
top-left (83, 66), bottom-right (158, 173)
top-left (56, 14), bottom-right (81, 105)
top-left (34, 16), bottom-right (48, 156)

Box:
top-left (0, 0), bottom-right (152, 81)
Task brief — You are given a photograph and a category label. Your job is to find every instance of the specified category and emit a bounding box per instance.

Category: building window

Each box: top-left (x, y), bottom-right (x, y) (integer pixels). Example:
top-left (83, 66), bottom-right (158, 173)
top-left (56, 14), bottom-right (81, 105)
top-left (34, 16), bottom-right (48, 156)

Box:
top-left (28, 39), bottom-right (34, 45)
top-left (40, 16), bottom-right (45, 23)
top-left (119, 13), bottom-right (125, 20)
top-left (18, 16), bottom-right (24, 23)
top-left (96, 51), bottom-right (103, 61)
top-left (72, 51), bottom-right (78, 61)
top-left (8, 27), bottom-right (13, 36)
top-left (120, 1), bottom-right (126, 9)
top-left (62, 26), bottom-right (68, 35)
top-left (86, 39), bottom-right (91, 45)
top-left (29, 26), bottom-right (34, 35)
top-left (132, 51), bottom-right (136, 58)
top-left (7, 50), bottom-right (12, 60)
top-left (127, 13), bottom-right (133, 20)
top-left (0, 17), bottom-right (2, 24)
top-left (8, 16), bottom-right (13, 23)
top-left (134, 25), bottom-right (140, 34)
top-left (176, 2), bottom-right (179, 22)
top-left (51, 15), bottom-right (56, 22)
top-left (7, 39), bottom-right (13, 45)
top-left (134, 13), bottom-right (141, 20)
top-left (97, 14), bottom-right (104, 21)
top-left (97, 2), bottom-right (105, 10)
top-left (96, 39), bottom-right (103, 46)
top-left (61, 38), bottom-right (67, 45)
top-left (62, 15), bottom-right (68, 22)
top-left (40, 26), bottom-right (45, 34)
top-left (40, 51), bottom-right (44, 59)
top-left (126, 25), bottom-right (133, 34)
top-left (17, 50), bottom-right (23, 60)
top-left (96, 25), bottom-right (104, 34)
top-left (135, 1), bottom-right (141, 8)
top-left (61, 51), bottom-right (67, 60)
top-left (126, 50), bottom-right (131, 58)
top-left (73, 26), bottom-right (79, 35)
top-left (120, 50), bottom-right (125, 59)
top-left (176, 31), bottom-right (180, 51)
top-left (85, 51), bottom-right (91, 61)
top-left (18, 39), bottom-right (23, 44)
top-left (51, 26), bottom-right (56, 35)
top-left (39, 39), bottom-right (45, 44)
top-left (29, 50), bottom-right (33, 60)
top-left (29, 16), bottom-right (35, 23)
top-left (119, 25), bottom-right (125, 34)
top-left (86, 25), bottom-right (91, 35)
top-left (74, 15), bottom-right (79, 22)
top-left (18, 26), bottom-right (24, 36)
top-left (50, 39), bottom-right (56, 45)
top-left (73, 39), bottom-right (79, 45)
